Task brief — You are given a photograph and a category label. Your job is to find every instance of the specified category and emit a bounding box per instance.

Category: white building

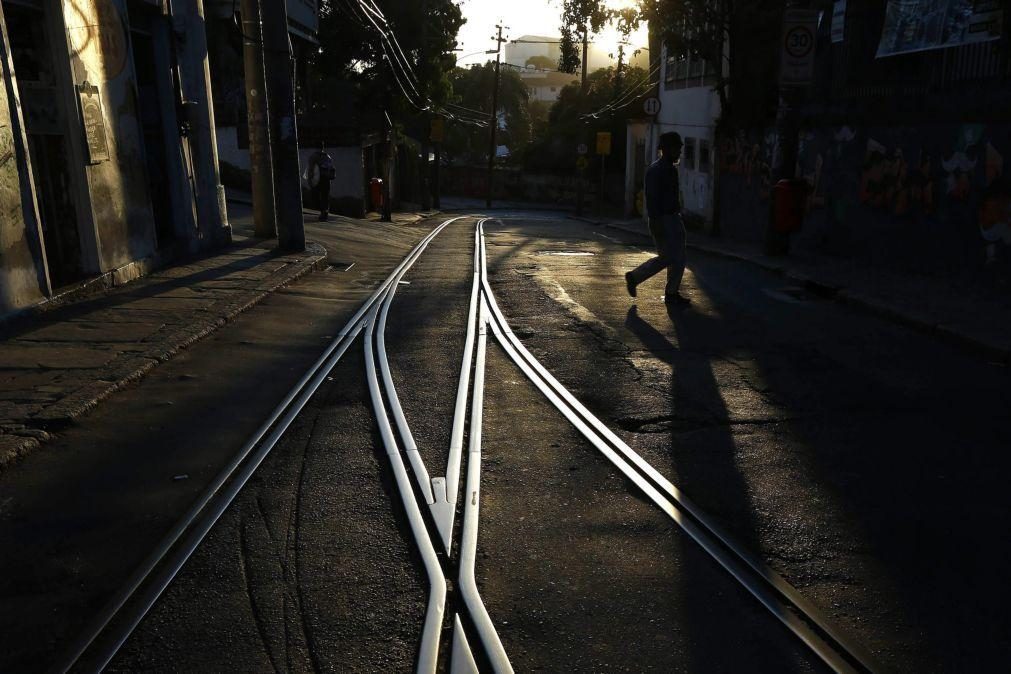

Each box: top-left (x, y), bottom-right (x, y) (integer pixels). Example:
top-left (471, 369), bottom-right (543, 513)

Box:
top-left (517, 69), bottom-right (579, 103)
top-left (627, 40), bottom-right (723, 226)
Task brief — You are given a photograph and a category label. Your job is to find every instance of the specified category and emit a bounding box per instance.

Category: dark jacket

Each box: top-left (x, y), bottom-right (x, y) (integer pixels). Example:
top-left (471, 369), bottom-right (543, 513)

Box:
top-left (644, 158), bottom-right (681, 218)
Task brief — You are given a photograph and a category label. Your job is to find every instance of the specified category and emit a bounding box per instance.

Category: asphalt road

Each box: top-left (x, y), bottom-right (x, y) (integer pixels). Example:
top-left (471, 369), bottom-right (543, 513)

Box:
top-left (2, 211), bottom-right (1008, 672)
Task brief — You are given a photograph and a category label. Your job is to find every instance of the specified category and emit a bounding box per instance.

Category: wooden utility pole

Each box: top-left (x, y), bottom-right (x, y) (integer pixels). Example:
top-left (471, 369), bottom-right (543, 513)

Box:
top-left (576, 23), bottom-right (589, 216)
top-left (486, 24), bottom-right (506, 209)
top-left (239, 0), bottom-right (276, 239)
top-left (261, 0), bottom-right (305, 251)
top-left (420, 0), bottom-right (431, 211)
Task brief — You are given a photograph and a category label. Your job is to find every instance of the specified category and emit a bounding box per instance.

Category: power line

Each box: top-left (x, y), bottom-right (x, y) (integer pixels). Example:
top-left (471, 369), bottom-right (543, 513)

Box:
top-left (331, 0), bottom-right (488, 127)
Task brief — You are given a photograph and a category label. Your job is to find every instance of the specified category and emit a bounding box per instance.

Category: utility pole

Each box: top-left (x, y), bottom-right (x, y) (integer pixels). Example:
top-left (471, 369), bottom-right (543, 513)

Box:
top-left (260, 0), bottom-right (305, 252)
top-left (576, 23), bottom-right (589, 216)
top-left (768, 0), bottom-right (814, 255)
top-left (383, 109), bottom-right (394, 222)
top-left (486, 24), bottom-right (506, 209)
top-left (420, 0), bottom-right (431, 211)
top-left (239, 0), bottom-right (276, 239)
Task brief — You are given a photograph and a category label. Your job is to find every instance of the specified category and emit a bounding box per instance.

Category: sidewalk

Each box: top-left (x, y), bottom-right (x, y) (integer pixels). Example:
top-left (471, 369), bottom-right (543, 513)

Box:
top-left (574, 215), bottom-right (1011, 364)
top-left (0, 233), bottom-right (326, 469)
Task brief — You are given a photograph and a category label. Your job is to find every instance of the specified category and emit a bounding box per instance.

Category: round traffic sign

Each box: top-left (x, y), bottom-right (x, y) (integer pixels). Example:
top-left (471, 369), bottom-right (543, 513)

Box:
top-left (785, 25), bottom-right (814, 58)
top-left (577, 143), bottom-right (588, 155)
top-left (643, 97), bottom-right (661, 116)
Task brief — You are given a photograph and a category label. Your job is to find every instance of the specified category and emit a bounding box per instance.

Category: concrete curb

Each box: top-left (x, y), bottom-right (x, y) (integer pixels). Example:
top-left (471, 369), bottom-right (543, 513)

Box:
top-left (572, 216), bottom-right (1011, 365)
top-left (0, 242), bottom-right (327, 471)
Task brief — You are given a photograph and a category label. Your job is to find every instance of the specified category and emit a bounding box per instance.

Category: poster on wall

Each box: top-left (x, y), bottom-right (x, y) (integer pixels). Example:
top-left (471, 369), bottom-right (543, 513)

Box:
top-left (831, 0), bottom-right (847, 43)
top-left (876, 0), bottom-right (1003, 57)
top-left (77, 83), bottom-right (110, 165)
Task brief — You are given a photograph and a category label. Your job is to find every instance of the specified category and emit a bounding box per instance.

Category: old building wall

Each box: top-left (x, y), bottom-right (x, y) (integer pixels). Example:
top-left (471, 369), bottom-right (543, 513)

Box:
top-left (62, 0), bottom-right (157, 272)
top-left (0, 12), bottom-right (48, 315)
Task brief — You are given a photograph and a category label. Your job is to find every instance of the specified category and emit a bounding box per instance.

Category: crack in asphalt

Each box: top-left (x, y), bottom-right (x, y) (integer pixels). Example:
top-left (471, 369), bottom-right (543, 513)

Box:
top-left (238, 522), bottom-right (283, 674)
top-left (616, 414), bottom-right (797, 433)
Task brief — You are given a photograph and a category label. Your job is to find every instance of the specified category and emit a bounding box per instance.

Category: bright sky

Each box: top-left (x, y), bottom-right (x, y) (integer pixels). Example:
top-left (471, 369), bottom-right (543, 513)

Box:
top-left (454, 0), bottom-right (649, 67)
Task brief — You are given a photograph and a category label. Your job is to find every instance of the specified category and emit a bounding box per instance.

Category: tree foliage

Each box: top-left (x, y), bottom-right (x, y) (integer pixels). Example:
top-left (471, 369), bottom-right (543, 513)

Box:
top-left (308, 0), bottom-right (465, 127)
top-left (441, 64), bottom-right (533, 165)
top-left (557, 0), bottom-right (788, 129)
top-left (525, 66), bottom-right (647, 172)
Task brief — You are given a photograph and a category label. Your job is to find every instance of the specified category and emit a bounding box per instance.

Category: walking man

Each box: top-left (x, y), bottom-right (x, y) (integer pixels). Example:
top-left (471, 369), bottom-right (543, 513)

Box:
top-left (306, 143), bottom-right (336, 221)
top-left (625, 132), bottom-right (690, 306)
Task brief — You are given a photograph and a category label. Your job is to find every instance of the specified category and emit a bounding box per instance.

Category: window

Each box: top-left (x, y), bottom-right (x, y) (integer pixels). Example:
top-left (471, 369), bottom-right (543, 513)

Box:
top-left (698, 139), bottom-right (711, 174)
top-left (682, 137), bottom-right (696, 171)
top-left (664, 53), bottom-right (676, 89)
top-left (689, 56), bottom-right (703, 84)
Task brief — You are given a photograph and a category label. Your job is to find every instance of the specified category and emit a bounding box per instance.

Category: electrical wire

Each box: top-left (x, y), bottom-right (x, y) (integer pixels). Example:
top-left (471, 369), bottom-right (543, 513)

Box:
top-left (580, 58), bottom-right (662, 119)
top-left (331, 0), bottom-right (488, 127)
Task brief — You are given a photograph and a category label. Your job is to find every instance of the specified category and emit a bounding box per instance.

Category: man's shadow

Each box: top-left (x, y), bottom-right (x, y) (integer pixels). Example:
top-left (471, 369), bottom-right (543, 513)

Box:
top-left (623, 303), bottom-right (792, 669)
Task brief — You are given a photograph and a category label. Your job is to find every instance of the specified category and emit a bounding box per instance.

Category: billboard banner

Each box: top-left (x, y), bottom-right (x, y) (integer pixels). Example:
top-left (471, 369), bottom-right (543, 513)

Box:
top-left (877, 0), bottom-right (1003, 57)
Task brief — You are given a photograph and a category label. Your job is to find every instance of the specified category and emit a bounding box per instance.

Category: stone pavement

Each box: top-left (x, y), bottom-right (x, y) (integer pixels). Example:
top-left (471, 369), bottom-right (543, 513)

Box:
top-left (0, 235), bottom-right (326, 470)
top-left (574, 215), bottom-right (1011, 365)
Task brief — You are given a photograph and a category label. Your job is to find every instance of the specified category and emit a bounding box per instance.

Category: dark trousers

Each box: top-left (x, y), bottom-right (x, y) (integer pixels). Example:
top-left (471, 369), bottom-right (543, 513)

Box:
top-left (316, 180), bottom-right (331, 220)
top-left (629, 214), bottom-right (686, 296)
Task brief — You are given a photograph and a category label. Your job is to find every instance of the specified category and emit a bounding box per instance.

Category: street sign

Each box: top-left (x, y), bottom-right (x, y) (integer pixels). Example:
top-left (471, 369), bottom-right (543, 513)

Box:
top-left (577, 143), bottom-right (588, 155)
top-left (576, 156), bottom-right (588, 170)
top-left (779, 9), bottom-right (819, 87)
top-left (596, 132), bottom-right (612, 156)
top-left (430, 116), bottom-right (444, 143)
top-left (643, 97), bottom-right (661, 116)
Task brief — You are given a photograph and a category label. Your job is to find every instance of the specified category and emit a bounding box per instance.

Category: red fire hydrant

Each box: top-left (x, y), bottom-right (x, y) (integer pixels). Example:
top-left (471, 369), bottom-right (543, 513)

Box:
top-left (772, 179), bottom-right (811, 233)
top-left (369, 178), bottom-right (384, 212)
top-left (767, 179), bottom-right (811, 255)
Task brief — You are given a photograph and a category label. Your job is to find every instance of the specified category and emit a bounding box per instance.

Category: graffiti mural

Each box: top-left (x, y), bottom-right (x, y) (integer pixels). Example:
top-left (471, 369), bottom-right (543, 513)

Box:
top-left (979, 142), bottom-right (1011, 268)
top-left (718, 122), bottom-right (1011, 282)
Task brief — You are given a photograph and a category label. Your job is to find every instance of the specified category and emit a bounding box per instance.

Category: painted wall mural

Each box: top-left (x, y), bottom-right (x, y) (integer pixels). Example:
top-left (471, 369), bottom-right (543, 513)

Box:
top-left (718, 123), bottom-right (1011, 284)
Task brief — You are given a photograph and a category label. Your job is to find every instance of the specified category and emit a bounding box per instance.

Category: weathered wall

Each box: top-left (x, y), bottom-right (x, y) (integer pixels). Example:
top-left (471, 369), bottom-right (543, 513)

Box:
top-left (719, 123), bottom-right (1011, 284)
top-left (0, 24), bottom-right (46, 315)
top-left (656, 82), bottom-right (721, 221)
top-left (217, 125), bottom-right (365, 215)
top-left (63, 0), bottom-right (157, 271)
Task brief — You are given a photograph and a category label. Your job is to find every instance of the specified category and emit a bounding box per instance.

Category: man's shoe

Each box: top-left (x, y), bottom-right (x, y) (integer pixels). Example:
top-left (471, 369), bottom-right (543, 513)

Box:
top-left (664, 293), bottom-right (691, 307)
top-left (625, 272), bottom-right (637, 298)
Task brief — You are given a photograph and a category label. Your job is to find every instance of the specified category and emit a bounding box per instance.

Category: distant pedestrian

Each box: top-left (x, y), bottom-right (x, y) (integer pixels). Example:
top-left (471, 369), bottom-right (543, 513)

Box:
top-left (625, 132), bottom-right (690, 306)
top-left (306, 143), bottom-right (336, 221)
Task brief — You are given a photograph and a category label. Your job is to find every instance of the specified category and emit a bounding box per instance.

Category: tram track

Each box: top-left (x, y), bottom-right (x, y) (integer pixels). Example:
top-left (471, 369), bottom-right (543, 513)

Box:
top-left (51, 216), bottom-right (466, 674)
top-left (53, 213), bottom-right (879, 673)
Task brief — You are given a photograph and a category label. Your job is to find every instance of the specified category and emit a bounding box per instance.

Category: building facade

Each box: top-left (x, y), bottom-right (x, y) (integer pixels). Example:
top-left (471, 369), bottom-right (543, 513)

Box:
top-left (630, 40), bottom-right (724, 224)
top-left (0, 0), bottom-right (228, 319)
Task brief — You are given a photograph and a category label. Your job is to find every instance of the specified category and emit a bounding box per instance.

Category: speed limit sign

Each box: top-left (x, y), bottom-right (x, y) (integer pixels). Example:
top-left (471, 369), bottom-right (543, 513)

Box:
top-left (779, 9), bottom-right (818, 87)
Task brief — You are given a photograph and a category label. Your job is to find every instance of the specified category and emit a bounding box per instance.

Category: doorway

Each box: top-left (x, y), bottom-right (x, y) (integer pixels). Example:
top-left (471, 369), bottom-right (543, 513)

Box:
top-left (5, 0), bottom-right (86, 287)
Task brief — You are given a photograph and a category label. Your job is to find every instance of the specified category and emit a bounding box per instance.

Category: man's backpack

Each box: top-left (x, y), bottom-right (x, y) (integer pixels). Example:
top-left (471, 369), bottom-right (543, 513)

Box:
top-left (318, 154), bottom-right (336, 181)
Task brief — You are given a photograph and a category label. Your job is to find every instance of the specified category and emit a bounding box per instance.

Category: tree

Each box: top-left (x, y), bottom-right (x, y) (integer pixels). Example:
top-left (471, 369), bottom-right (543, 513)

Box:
top-left (442, 64), bottom-right (533, 165)
top-left (651, 0), bottom-right (787, 129)
top-left (525, 55), bottom-right (557, 71)
top-left (308, 0), bottom-right (465, 125)
top-left (558, 1), bottom-right (616, 74)
top-left (525, 66), bottom-right (647, 172)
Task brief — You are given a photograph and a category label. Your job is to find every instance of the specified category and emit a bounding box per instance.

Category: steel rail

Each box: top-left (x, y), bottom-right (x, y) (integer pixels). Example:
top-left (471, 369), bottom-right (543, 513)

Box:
top-left (368, 216), bottom-right (510, 671)
top-left (456, 299), bottom-right (514, 674)
top-left (52, 216), bottom-right (462, 674)
top-left (365, 301), bottom-right (447, 674)
top-left (477, 221), bottom-right (877, 674)
top-left (440, 218), bottom-right (486, 550)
